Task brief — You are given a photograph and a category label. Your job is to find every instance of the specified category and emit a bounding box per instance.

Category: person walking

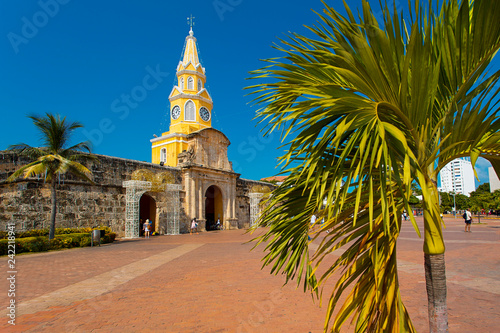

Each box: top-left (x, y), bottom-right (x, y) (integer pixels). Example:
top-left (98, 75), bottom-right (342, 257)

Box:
top-left (144, 219), bottom-right (151, 238)
top-left (308, 213), bottom-right (317, 241)
top-left (463, 208), bottom-right (473, 232)
top-left (191, 218), bottom-right (199, 234)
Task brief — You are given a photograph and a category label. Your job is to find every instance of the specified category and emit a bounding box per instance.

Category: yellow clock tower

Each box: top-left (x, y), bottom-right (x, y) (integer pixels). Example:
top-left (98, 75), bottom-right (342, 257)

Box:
top-left (151, 26), bottom-right (213, 166)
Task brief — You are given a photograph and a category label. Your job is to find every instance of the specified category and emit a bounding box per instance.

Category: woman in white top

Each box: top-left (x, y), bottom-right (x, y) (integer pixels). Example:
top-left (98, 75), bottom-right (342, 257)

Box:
top-left (464, 208), bottom-right (473, 232)
top-left (191, 218), bottom-right (198, 234)
top-left (144, 219), bottom-right (151, 238)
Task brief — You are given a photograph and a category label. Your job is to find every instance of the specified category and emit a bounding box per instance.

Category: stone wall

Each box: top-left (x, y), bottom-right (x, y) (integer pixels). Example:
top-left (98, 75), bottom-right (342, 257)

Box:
top-left (0, 151), bottom-right (275, 236)
top-left (0, 151), bottom-right (182, 237)
top-left (236, 178), bottom-right (275, 229)
top-left (187, 128), bottom-right (232, 172)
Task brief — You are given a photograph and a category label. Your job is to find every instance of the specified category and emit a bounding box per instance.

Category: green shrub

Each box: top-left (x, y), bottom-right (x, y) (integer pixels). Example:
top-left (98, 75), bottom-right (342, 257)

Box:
top-left (1, 226), bottom-right (115, 239)
top-left (17, 229), bottom-right (49, 238)
top-left (0, 240), bottom-right (8, 255)
top-left (0, 231), bottom-right (116, 255)
top-left (0, 237), bottom-right (50, 255)
top-left (49, 238), bottom-right (66, 250)
top-left (79, 235), bottom-right (91, 247)
top-left (24, 237), bottom-right (51, 252)
top-left (102, 233), bottom-right (116, 243)
top-left (53, 233), bottom-right (84, 247)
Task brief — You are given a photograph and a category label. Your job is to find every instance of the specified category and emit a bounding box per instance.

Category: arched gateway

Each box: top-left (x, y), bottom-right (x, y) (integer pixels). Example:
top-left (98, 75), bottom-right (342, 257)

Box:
top-left (205, 185), bottom-right (223, 230)
top-left (139, 193), bottom-right (156, 235)
top-left (123, 172), bottom-right (181, 238)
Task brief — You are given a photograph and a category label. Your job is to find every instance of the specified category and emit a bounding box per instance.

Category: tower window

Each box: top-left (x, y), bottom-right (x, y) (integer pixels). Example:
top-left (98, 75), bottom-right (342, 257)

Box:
top-left (180, 77), bottom-right (184, 91)
top-left (185, 100), bottom-right (195, 121)
top-left (187, 76), bottom-right (194, 90)
top-left (198, 79), bottom-right (202, 91)
top-left (160, 148), bottom-right (167, 163)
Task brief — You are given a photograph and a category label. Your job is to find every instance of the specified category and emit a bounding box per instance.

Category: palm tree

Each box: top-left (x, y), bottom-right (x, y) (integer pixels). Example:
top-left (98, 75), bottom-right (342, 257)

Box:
top-left (8, 113), bottom-right (94, 239)
top-left (249, 0), bottom-right (500, 332)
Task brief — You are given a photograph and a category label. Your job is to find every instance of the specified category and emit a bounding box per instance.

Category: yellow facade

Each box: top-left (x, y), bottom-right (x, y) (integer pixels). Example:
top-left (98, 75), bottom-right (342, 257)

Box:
top-left (151, 28), bottom-right (213, 166)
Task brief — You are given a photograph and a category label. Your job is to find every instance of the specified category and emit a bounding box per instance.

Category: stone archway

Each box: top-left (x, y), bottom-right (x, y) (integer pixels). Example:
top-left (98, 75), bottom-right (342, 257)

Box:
top-left (139, 193), bottom-right (156, 235)
top-left (124, 171), bottom-right (181, 238)
top-left (249, 185), bottom-right (272, 228)
top-left (205, 185), bottom-right (223, 230)
top-left (123, 180), bottom-right (151, 238)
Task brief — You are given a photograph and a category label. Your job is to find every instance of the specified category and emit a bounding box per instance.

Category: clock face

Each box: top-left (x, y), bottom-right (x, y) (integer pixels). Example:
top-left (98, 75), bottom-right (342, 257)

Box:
top-left (199, 107), bottom-right (210, 122)
top-left (171, 105), bottom-right (181, 120)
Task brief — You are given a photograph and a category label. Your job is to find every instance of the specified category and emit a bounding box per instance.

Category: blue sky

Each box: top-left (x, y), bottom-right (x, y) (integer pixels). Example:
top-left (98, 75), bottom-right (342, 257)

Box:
top-left (0, 0), bottom-right (494, 186)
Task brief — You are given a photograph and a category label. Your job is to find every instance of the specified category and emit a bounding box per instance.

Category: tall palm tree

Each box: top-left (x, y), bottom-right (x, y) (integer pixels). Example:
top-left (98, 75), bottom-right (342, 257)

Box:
top-left (249, 0), bottom-right (500, 332)
top-left (8, 113), bottom-right (94, 239)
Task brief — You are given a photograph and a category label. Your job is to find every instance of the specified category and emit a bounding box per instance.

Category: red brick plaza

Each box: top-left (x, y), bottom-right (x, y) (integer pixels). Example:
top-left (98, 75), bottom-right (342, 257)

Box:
top-left (1, 215), bottom-right (499, 332)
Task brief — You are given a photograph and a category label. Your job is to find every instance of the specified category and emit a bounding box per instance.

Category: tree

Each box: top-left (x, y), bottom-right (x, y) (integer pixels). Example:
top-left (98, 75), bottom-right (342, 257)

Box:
top-left (475, 183), bottom-right (490, 193)
top-left (8, 113), bottom-right (94, 239)
top-left (439, 191), bottom-right (470, 213)
top-left (455, 193), bottom-right (470, 211)
top-left (492, 190), bottom-right (500, 211)
top-left (439, 192), bottom-right (453, 212)
top-left (409, 194), bottom-right (420, 206)
top-left (249, 1), bottom-right (500, 332)
top-left (469, 183), bottom-right (495, 212)
top-left (411, 182), bottom-right (422, 196)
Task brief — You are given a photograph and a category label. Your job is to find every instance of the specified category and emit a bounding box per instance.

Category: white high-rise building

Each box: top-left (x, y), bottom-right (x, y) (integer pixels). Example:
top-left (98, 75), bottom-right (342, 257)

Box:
top-left (489, 167), bottom-right (500, 192)
top-left (438, 158), bottom-right (476, 196)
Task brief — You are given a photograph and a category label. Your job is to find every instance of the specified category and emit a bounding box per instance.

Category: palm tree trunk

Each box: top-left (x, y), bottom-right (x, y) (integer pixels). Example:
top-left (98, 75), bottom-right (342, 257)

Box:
top-left (424, 253), bottom-right (448, 332)
top-left (49, 177), bottom-right (57, 240)
top-left (422, 173), bottom-right (448, 332)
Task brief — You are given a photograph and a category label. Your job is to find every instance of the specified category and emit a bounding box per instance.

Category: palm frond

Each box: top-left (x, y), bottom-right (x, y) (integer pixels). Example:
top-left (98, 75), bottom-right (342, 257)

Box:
top-left (8, 113), bottom-right (94, 185)
top-left (248, 0), bottom-right (500, 331)
top-left (7, 144), bottom-right (46, 159)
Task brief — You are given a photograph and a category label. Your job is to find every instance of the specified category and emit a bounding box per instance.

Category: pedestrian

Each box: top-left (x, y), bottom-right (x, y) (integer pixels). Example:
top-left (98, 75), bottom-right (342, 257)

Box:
top-left (310, 213), bottom-right (317, 226)
top-left (308, 213), bottom-right (317, 240)
top-left (191, 218), bottom-right (199, 234)
top-left (463, 208), bottom-right (473, 232)
top-left (144, 219), bottom-right (151, 238)
top-left (216, 218), bottom-right (221, 230)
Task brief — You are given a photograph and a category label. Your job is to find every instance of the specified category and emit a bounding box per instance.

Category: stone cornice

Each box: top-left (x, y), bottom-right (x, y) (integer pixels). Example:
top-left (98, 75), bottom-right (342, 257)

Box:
top-left (150, 132), bottom-right (187, 143)
top-left (169, 93), bottom-right (213, 105)
top-left (180, 164), bottom-right (240, 178)
top-left (176, 69), bottom-right (206, 79)
top-left (239, 178), bottom-right (279, 187)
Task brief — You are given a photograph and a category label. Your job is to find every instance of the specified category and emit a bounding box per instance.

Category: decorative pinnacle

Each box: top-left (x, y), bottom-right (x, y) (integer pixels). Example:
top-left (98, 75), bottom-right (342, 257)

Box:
top-left (187, 15), bottom-right (195, 35)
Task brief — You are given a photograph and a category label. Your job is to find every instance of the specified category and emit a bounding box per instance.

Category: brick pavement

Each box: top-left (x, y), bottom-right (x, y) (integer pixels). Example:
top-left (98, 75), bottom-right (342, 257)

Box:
top-left (1, 216), bottom-right (499, 332)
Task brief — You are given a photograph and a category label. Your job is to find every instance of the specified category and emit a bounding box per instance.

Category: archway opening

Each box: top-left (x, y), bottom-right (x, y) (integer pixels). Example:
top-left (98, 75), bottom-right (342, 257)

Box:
top-left (205, 185), bottom-right (223, 230)
top-left (139, 193), bottom-right (156, 236)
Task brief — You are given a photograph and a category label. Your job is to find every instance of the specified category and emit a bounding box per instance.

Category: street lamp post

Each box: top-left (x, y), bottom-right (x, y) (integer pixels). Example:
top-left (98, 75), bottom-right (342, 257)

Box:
top-left (452, 191), bottom-right (456, 218)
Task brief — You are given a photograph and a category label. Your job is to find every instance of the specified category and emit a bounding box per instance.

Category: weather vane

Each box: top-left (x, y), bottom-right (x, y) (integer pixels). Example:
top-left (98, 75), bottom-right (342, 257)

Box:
top-left (187, 15), bottom-right (195, 32)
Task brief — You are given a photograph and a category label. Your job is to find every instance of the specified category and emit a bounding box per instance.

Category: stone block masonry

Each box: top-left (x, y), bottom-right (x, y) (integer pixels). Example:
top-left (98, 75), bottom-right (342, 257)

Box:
top-left (0, 151), bottom-right (275, 237)
top-left (0, 151), bottom-right (181, 237)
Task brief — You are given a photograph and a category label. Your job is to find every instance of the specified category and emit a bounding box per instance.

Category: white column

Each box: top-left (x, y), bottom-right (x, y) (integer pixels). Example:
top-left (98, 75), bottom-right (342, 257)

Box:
top-left (194, 177), bottom-right (199, 220)
top-left (231, 180), bottom-right (236, 218)
top-left (184, 172), bottom-right (191, 218)
top-left (225, 184), bottom-right (231, 219)
top-left (198, 180), bottom-right (203, 219)
top-left (190, 174), bottom-right (196, 218)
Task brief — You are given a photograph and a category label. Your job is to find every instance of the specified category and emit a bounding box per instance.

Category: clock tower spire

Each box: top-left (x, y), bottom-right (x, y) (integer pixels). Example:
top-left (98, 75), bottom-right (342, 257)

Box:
top-left (150, 25), bottom-right (214, 166)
